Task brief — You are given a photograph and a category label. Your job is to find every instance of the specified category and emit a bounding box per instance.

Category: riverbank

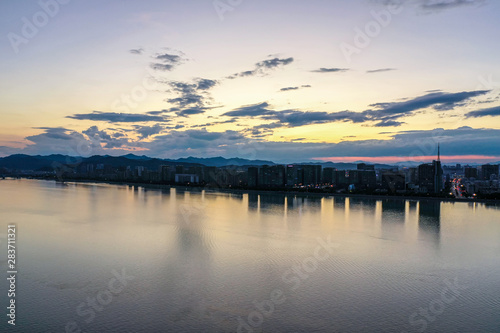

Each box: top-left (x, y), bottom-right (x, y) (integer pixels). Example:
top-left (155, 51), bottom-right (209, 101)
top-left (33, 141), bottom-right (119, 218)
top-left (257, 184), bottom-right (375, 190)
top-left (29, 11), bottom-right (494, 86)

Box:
top-left (9, 176), bottom-right (499, 205)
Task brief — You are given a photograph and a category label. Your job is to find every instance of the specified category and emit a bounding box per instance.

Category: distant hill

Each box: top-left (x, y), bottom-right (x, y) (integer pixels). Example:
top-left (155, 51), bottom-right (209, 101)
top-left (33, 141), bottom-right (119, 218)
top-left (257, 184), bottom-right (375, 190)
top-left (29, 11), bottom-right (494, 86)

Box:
top-left (121, 153), bottom-right (152, 161)
top-left (0, 154), bottom-right (200, 171)
top-left (2, 153), bottom-right (480, 172)
top-left (175, 156), bottom-right (274, 167)
top-left (292, 161), bottom-right (395, 170)
top-left (0, 154), bottom-right (273, 171)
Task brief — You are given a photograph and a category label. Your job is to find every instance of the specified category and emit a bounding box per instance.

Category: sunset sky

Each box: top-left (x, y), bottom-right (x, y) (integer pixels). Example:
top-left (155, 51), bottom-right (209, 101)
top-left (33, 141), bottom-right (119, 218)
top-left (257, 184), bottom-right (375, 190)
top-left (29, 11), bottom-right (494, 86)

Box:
top-left (1, 0), bottom-right (499, 164)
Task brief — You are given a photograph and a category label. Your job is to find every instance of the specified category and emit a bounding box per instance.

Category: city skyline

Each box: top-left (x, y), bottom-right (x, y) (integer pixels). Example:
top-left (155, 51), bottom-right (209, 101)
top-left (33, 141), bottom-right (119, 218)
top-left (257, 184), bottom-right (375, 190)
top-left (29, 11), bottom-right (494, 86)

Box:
top-left (1, 0), bottom-right (500, 164)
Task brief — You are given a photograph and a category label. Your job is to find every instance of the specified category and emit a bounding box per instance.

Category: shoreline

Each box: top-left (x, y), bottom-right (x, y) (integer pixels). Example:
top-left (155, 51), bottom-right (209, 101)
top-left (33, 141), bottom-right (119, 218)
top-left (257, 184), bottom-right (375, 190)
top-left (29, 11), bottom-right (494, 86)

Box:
top-left (9, 177), bottom-right (500, 205)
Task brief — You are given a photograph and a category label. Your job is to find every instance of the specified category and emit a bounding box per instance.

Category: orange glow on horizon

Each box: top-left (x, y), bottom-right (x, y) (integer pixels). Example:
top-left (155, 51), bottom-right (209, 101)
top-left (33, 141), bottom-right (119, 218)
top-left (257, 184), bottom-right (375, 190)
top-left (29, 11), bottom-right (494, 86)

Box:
top-left (314, 155), bottom-right (500, 164)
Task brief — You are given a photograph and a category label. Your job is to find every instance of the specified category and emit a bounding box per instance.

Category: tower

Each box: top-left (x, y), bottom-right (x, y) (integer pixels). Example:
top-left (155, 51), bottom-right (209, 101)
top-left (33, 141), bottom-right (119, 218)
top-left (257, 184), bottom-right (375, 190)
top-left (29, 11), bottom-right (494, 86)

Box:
top-left (433, 143), bottom-right (443, 193)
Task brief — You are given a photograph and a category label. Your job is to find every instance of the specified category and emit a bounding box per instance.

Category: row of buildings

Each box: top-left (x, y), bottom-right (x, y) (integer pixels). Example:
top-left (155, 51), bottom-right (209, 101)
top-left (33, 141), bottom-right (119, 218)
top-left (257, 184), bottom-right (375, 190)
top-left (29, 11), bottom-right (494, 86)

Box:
top-left (67, 157), bottom-right (463, 195)
top-left (20, 152), bottom-right (497, 197)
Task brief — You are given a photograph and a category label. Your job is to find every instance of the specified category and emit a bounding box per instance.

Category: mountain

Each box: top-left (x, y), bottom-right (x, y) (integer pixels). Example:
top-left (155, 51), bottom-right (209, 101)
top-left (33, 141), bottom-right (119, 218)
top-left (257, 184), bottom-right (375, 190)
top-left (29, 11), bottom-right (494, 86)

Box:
top-left (0, 154), bottom-right (77, 171)
top-left (122, 153), bottom-right (152, 161)
top-left (0, 154), bottom-right (200, 171)
top-left (292, 161), bottom-right (395, 170)
top-left (3, 153), bottom-right (470, 172)
top-left (0, 154), bottom-right (274, 171)
top-left (175, 156), bottom-right (274, 167)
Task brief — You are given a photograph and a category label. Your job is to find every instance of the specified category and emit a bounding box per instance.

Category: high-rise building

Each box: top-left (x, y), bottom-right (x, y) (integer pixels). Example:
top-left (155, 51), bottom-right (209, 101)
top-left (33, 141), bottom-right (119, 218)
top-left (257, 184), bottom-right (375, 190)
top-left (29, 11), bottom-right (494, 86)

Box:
top-left (481, 164), bottom-right (499, 180)
top-left (334, 170), bottom-right (348, 187)
top-left (175, 165), bottom-right (185, 175)
top-left (349, 170), bottom-right (376, 189)
top-left (248, 167), bottom-right (258, 187)
top-left (302, 165), bottom-right (321, 186)
top-left (259, 165), bottom-right (285, 187)
top-left (357, 163), bottom-right (375, 171)
top-left (464, 167), bottom-right (478, 179)
top-left (408, 167), bottom-right (418, 184)
top-left (418, 144), bottom-right (443, 193)
top-left (286, 165), bottom-right (302, 186)
top-left (203, 166), bottom-right (217, 184)
top-left (322, 167), bottom-right (335, 184)
top-left (381, 171), bottom-right (406, 192)
top-left (159, 165), bottom-right (171, 182)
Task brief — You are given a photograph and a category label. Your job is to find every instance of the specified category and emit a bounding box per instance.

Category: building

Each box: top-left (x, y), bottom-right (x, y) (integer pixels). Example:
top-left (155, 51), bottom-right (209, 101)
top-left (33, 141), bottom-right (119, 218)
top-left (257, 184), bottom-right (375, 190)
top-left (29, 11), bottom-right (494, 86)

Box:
top-left (348, 170), bottom-right (376, 189)
top-left (464, 167), bottom-right (478, 179)
top-left (357, 163), bottom-right (375, 171)
top-left (248, 167), bottom-right (258, 187)
top-left (259, 165), bottom-right (285, 187)
top-left (381, 171), bottom-right (406, 192)
top-left (175, 165), bottom-right (185, 175)
top-left (175, 174), bottom-right (199, 183)
top-left (322, 167), bottom-right (335, 184)
top-left (481, 164), bottom-right (499, 180)
top-left (418, 144), bottom-right (443, 193)
top-left (334, 170), bottom-right (348, 187)
top-left (286, 165), bottom-right (303, 186)
top-left (302, 165), bottom-right (322, 186)
top-left (159, 165), bottom-right (171, 182)
top-left (203, 166), bottom-right (217, 184)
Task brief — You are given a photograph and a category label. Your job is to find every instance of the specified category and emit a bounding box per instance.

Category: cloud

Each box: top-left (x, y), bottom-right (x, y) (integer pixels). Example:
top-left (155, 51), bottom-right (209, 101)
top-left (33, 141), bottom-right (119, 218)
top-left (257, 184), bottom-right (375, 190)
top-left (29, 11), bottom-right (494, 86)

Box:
top-left (223, 102), bottom-right (369, 137)
top-left (465, 105), bottom-right (500, 118)
top-left (222, 90), bottom-right (490, 131)
top-left (272, 110), bottom-right (368, 126)
top-left (133, 124), bottom-right (164, 139)
top-left (20, 127), bottom-right (107, 156)
top-left (367, 90), bottom-right (489, 116)
top-left (311, 68), bottom-right (349, 73)
top-left (366, 68), bottom-right (397, 73)
top-left (196, 79), bottom-right (218, 90)
top-left (280, 85), bottom-right (312, 92)
top-left (376, 0), bottom-right (487, 13)
top-left (227, 57), bottom-right (294, 79)
top-left (150, 52), bottom-right (185, 71)
top-left (6, 125), bottom-right (500, 164)
top-left (418, 0), bottom-right (486, 11)
top-left (177, 107), bottom-right (207, 117)
top-left (144, 129), bottom-right (246, 157)
top-left (67, 111), bottom-right (170, 123)
top-left (374, 120), bottom-right (405, 127)
top-left (82, 126), bottom-right (131, 148)
top-left (280, 87), bottom-right (299, 91)
top-left (223, 102), bottom-right (274, 117)
top-left (129, 48), bottom-right (144, 55)
top-left (165, 78), bottom-right (218, 114)
top-left (142, 126), bottom-right (500, 163)
top-left (257, 57), bottom-right (294, 69)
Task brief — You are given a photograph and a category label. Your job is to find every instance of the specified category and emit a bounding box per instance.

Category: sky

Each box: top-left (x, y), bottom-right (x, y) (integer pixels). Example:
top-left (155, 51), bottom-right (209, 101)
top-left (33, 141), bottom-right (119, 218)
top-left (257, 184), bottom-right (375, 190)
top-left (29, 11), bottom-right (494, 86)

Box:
top-left (1, 0), bottom-right (499, 164)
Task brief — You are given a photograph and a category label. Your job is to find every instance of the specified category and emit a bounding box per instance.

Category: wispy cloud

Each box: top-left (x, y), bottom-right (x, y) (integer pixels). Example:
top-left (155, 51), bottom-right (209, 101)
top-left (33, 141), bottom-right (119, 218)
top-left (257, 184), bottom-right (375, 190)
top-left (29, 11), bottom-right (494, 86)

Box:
top-left (311, 68), bottom-right (349, 73)
top-left (366, 68), bottom-right (397, 74)
top-left (133, 124), bottom-right (165, 139)
top-left (465, 105), bottom-right (500, 118)
top-left (129, 48), bottom-right (144, 55)
top-left (279, 85), bottom-right (311, 92)
top-left (164, 78), bottom-right (218, 115)
top-left (222, 90), bottom-right (490, 132)
top-left (418, 0), bottom-right (486, 11)
top-left (67, 111), bottom-right (170, 123)
top-left (376, 0), bottom-right (487, 13)
top-left (150, 52), bottom-right (185, 71)
top-left (227, 57), bottom-right (294, 79)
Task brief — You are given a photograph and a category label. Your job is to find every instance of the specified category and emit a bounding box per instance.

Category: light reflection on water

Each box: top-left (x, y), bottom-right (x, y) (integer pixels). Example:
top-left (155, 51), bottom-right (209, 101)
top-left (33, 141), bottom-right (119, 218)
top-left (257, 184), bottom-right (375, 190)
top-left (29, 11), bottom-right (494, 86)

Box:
top-left (0, 179), bottom-right (499, 332)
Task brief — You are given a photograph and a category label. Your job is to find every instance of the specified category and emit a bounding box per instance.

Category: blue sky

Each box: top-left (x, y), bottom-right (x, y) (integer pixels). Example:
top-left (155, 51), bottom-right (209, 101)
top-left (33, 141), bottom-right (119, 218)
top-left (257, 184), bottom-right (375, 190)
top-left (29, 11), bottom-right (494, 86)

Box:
top-left (1, 0), bottom-right (499, 163)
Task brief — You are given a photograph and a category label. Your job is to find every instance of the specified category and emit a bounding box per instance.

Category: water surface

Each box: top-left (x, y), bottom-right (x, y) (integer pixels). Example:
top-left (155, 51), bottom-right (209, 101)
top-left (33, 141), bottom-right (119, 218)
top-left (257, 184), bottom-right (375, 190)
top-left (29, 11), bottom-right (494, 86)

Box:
top-left (1, 179), bottom-right (499, 332)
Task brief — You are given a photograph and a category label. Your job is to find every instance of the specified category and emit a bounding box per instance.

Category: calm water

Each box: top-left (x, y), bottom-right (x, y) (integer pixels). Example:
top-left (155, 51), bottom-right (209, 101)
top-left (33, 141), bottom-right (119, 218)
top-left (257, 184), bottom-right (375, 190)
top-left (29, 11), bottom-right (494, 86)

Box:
top-left (1, 179), bottom-right (500, 332)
